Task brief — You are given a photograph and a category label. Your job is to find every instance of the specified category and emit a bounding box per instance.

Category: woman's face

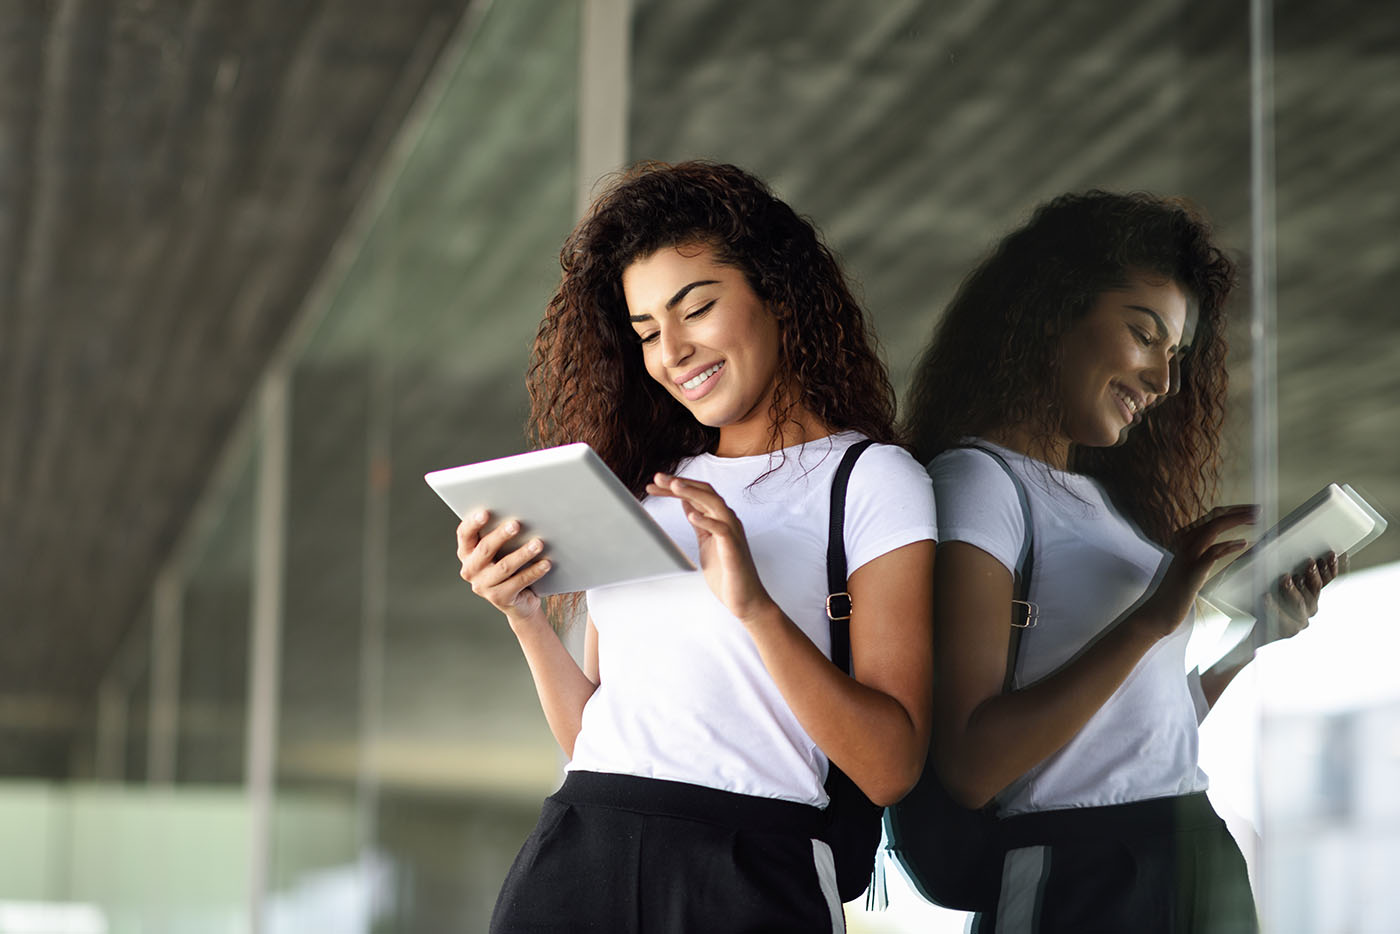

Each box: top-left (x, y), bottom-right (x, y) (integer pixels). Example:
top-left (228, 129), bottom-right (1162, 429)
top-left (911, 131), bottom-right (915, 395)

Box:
top-left (622, 242), bottom-right (782, 453)
top-left (1055, 272), bottom-right (1192, 450)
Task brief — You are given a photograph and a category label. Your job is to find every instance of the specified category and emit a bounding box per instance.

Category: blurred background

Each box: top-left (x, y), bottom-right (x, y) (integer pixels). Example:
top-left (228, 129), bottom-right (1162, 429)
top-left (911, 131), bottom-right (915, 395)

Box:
top-left (1, 0), bottom-right (1397, 931)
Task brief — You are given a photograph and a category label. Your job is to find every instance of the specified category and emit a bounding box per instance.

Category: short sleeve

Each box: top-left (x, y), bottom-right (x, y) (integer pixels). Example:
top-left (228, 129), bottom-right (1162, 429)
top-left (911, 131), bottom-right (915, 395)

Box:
top-left (842, 443), bottom-right (938, 575)
top-left (929, 447), bottom-right (1028, 576)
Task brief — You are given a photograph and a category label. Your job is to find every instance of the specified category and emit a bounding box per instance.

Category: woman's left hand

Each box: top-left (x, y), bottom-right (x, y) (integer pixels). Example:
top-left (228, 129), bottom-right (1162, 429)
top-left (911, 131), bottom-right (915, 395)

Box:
top-left (1259, 550), bottom-right (1344, 644)
top-left (646, 473), bottom-right (775, 624)
top-left (1202, 551), bottom-right (1345, 707)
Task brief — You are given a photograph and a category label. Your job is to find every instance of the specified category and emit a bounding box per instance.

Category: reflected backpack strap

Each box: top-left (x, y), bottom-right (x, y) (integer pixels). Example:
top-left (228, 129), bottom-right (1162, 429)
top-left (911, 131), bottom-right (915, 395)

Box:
top-left (880, 443), bottom-right (1039, 911)
top-left (826, 439), bottom-right (876, 672)
top-left (965, 445), bottom-right (1036, 692)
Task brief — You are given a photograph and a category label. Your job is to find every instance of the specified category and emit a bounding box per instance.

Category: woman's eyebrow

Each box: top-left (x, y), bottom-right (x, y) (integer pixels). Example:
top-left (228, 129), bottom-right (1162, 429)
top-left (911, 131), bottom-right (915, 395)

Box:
top-left (666, 279), bottom-right (719, 310)
top-left (629, 279), bottom-right (720, 322)
top-left (1125, 304), bottom-right (1170, 340)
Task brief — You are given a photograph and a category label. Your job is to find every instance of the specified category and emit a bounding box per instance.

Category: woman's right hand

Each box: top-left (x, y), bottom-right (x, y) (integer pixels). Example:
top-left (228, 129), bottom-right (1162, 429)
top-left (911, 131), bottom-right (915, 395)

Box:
top-left (456, 509), bottom-right (551, 624)
top-left (1133, 504), bottom-right (1259, 639)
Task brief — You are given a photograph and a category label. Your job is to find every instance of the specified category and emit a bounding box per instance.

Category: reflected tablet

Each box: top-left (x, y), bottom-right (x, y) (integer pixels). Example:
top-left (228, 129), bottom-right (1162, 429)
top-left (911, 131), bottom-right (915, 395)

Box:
top-left (425, 443), bottom-right (694, 595)
top-left (1201, 482), bottom-right (1387, 618)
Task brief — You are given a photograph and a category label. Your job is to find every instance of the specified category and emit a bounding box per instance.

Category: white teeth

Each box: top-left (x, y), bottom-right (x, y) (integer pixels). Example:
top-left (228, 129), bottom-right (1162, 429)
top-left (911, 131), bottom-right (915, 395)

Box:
top-left (682, 363), bottom-right (722, 390)
top-left (1115, 388), bottom-right (1140, 414)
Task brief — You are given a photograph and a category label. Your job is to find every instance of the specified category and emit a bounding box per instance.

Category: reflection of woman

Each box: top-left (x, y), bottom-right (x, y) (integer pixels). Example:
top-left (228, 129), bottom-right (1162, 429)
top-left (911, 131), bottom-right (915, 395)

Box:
top-left (457, 162), bottom-right (936, 932)
top-left (903, 191), bottom-right (1336, 933)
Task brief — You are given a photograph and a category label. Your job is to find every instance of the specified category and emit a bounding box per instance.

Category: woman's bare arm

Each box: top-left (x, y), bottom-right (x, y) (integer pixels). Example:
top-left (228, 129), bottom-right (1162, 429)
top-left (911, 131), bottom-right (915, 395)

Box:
top-left (647, 473), bottom-right (935, 805)
top-left (458, 511), bottom-right (598, 757)
top-left (933, 504), bottom-right (1257, 807)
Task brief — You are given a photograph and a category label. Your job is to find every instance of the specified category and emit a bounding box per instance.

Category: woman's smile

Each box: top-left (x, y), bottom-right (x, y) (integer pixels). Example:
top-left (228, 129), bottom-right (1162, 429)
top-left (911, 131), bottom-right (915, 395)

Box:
top-left (1110, 382), bottom-right (1148, 424)
top-left (678, 360), bottom-right (725, 397)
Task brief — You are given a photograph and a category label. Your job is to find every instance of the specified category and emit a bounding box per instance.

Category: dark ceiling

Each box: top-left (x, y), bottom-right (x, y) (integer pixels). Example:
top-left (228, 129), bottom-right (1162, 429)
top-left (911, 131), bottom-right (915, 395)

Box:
top-left (0, 0), bottom-right (475, 771)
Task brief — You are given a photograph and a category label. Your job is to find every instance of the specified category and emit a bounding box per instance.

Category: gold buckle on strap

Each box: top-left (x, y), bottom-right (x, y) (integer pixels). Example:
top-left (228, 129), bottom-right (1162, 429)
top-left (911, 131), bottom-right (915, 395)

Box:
top-left (826, 592), bottom-right (853, 621)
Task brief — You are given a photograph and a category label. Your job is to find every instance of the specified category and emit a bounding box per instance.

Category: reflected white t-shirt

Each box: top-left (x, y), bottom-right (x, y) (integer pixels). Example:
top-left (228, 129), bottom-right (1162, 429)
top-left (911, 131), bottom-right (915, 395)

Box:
top-left (569, 432), bottom-right (937, 807)
top-left (930, 442), bottom-right (1210, 816)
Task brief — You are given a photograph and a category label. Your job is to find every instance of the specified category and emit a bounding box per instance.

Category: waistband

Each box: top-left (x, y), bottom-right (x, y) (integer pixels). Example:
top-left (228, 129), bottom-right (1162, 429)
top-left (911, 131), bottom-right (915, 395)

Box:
top-left (553, 770), bottom-right (826, 837)
top-left (999, 791), bottom-right (1224, 850)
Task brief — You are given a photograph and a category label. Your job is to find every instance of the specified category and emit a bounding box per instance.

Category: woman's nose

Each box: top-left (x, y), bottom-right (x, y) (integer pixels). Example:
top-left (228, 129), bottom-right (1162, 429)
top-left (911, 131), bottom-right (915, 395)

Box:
top-left (658, 325), bottom-right (691, 368)
top-left (1143, 351), bottom-right (1171, 396)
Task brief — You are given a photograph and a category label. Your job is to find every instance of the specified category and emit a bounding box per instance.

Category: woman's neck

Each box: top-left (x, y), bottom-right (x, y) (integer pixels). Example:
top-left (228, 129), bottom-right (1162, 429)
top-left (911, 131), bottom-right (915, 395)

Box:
top-left (714, 407), bottom-right (834, 458)
top-left (985, 423), bottom-right (1071, 470)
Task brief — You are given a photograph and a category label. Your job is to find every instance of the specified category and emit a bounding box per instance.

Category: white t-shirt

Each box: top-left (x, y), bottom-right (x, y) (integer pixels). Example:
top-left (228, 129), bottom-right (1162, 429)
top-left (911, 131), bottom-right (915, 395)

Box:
top-left (569, 432), bottom-right (938, 807)
top-left (930, 441), bottom-right (1210, 816)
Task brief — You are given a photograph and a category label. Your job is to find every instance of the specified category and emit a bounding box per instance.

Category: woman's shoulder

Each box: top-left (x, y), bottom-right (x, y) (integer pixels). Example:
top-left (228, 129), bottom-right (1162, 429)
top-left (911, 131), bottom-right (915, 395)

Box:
top-left (929, 440), bottom-right (1025, 488)
top-left (926, 443), bottom-right (1028, 571)
top-left (837, 435), bottom-right (938, 559)
top-left (842, 436), bottom-right (934, 488)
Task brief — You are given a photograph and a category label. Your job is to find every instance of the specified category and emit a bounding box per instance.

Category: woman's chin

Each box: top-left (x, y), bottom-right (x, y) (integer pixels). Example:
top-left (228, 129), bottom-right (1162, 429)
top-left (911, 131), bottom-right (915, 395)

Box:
top-left (1108, 422), bottom-right (1139, 446)
top-left (1071, 424), bottom-right (1132, 449)
top-left (684, 405), bottom-right (736, 431)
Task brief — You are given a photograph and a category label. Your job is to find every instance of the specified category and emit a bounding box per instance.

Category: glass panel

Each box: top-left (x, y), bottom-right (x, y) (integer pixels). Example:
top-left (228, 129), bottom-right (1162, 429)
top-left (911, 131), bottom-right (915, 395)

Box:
top-left (629, 1), bottom-right (1261, 928)
top-left (179, 441), bottom-right (257, 784)
top-left (374, 0), bottom-right (580, 926)
top-left (1250, 3), bottom-right (1400, 932)
top-left (266, 1), bottom-right (580, 930)
top-left (267, 339), bottom-right (372, 923)
top-left (122, 613), bottom-right (152, 785)
top-left (0, 782), bottom-right (251, 933)
top-left (630, 0), bottom-right (1258, 389)
top-left (0, 442), bottom-right (257, 933)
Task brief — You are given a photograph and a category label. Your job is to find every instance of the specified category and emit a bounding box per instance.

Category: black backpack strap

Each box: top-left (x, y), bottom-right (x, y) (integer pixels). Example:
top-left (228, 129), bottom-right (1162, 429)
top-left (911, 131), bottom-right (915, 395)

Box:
top-left (826, 439), bottom-right (876, 673)
top-left (963, 444), bottom-right (1036, 692)
top-left (821, 438), bottom-right (885, 905)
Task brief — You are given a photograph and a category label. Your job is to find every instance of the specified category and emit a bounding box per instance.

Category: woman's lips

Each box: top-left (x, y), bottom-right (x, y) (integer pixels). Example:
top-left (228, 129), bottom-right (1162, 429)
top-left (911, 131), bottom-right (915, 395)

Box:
top-left (677, 361), bottom-right (723, 400)
top-left (1111, 384), bottom-right (1144, 424)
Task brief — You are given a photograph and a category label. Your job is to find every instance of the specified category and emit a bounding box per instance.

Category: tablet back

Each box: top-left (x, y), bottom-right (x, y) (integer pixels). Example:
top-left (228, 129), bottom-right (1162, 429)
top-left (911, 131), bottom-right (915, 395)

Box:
top-left (1202, 482), bottom-right (1386, 617)
top-left (425, 443), bottom-right (694, 595)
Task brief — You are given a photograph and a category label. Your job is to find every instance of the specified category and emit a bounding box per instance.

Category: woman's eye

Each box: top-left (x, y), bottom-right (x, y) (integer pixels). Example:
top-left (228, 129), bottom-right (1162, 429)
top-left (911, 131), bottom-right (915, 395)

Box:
top-left (637, 331), bottom-right (659, 344)
top-left (685, 299), bottom-right (717, 320)
top-left (1132, 327), bottom-right (1154, 347)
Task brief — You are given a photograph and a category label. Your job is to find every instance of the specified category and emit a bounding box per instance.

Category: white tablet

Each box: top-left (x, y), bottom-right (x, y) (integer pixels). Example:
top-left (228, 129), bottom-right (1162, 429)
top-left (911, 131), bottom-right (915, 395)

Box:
top-left (1201, 482), bottom-right (1387, 618)
top-left (425, 443), bottom-right (694, 595)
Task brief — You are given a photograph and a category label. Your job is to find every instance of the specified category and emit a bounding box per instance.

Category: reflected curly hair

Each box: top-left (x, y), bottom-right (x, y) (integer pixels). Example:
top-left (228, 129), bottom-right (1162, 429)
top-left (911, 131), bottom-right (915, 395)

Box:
top-left (902, 190), bottom-right (1237, 544)
top-left (528, 161), bottom-right (897, 498)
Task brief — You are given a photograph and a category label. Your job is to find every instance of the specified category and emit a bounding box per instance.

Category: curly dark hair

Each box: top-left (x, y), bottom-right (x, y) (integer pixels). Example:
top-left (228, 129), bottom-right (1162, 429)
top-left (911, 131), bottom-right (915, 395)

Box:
top-left (528, 161), bottom-right (898, 497)
top-left (901, 190), bottom-right (1238, 544)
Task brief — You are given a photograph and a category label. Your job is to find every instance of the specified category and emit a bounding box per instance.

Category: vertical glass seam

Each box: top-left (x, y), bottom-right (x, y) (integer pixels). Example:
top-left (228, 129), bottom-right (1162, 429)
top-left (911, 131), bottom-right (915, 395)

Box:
top-left (1248, 0), bottom-right (1278, 921)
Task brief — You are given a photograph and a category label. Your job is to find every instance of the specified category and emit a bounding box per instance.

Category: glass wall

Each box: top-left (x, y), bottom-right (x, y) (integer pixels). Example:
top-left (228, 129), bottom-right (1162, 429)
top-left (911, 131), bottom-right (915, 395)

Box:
top-left (629, 0), bottom-right (1257, 390)
top-left (1247, 3), bottom-right (1400, 932)
top-left (8, 1), bottom-right (1397, 932)
top-left (0, 455), bottom-right (258, 931)
top-left (266, 0), bottom-right (580, 930)
top-left (629, 3), bottom-right (1254, 926)
top-left (179, 441), bottom-right (257, 787)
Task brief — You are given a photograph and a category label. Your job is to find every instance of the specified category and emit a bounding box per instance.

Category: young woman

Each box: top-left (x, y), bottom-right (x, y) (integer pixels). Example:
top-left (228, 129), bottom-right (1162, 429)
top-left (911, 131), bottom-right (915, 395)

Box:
top-left (903, 190), bottom-right (1338, 933)
top-left (457, 162), bottom-right (937, 932)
